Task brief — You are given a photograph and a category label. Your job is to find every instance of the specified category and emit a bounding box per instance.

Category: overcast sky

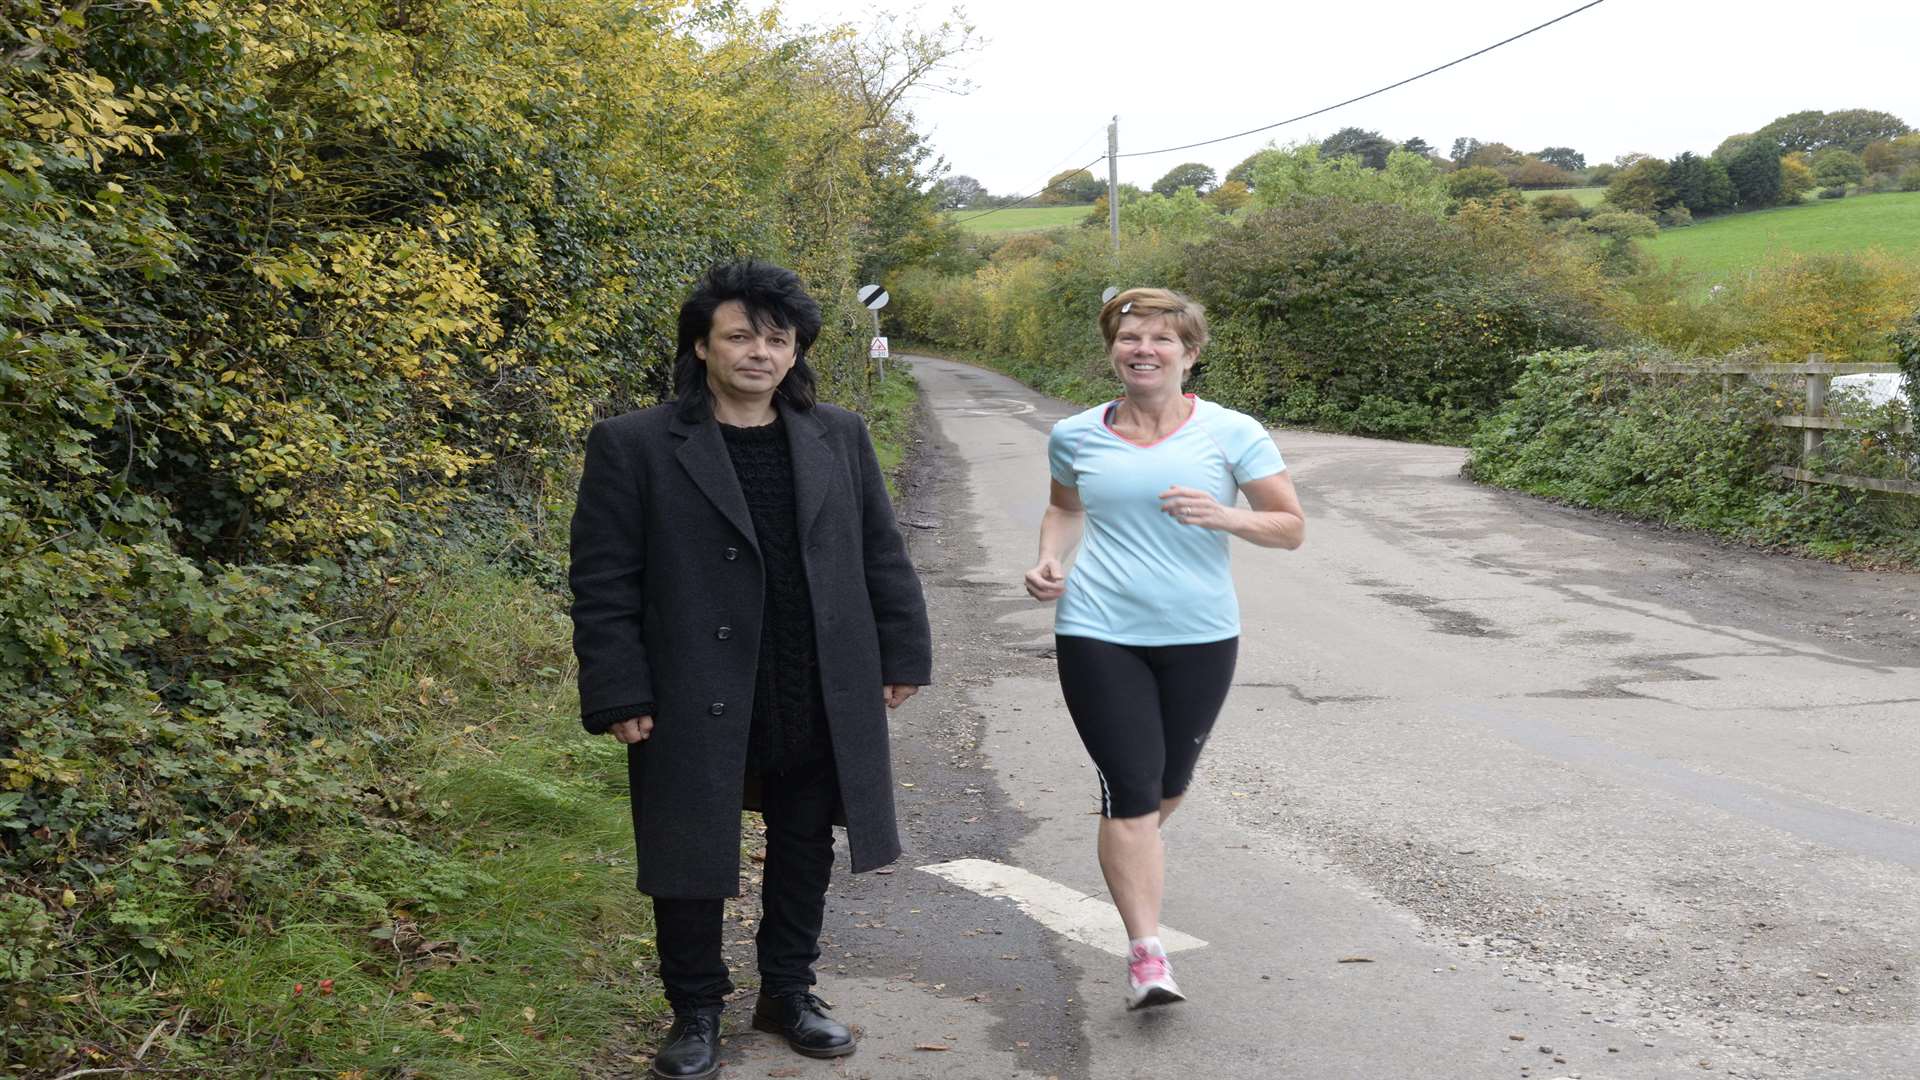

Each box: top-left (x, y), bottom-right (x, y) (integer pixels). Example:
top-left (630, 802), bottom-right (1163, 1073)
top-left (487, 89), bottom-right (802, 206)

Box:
top-left (761, 0), bottom-right (1919, 195)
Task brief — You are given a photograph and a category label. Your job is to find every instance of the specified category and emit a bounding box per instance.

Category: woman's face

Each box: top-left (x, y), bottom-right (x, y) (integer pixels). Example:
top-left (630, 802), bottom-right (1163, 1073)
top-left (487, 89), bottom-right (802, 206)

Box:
top-left (1109, 313), bottom-right (1197, 395)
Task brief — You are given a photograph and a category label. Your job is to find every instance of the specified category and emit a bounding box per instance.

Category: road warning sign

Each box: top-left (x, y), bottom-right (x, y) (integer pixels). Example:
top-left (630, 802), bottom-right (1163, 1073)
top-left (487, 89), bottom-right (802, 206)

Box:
top-left (869, 336), bottom-right (890, 360)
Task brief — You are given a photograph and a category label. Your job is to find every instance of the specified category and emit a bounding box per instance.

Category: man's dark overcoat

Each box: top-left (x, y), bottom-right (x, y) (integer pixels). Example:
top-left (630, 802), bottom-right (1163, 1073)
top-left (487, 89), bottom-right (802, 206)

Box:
top-left (569, 398), bottom-right (932, 898)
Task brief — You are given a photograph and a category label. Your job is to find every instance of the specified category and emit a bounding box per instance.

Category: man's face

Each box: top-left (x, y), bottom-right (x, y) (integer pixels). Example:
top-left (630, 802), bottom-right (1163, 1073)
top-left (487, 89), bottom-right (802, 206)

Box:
top-left (696, 300), bottom-right (797, 405)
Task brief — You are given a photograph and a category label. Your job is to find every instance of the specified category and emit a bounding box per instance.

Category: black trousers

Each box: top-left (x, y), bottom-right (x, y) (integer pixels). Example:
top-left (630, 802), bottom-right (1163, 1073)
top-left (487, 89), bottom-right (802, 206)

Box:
top-left (651, 753), bottom-right (840, 1011)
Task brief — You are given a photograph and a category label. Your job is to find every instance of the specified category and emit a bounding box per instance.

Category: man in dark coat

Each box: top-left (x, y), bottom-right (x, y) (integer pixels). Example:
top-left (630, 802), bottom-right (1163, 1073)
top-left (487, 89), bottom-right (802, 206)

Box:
top-left (570, 261), bottom-right (931, 1079)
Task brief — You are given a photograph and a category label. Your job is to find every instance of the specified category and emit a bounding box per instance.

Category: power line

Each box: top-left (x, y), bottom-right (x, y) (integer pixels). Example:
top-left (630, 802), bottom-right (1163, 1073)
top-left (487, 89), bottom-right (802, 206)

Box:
top-left (1117, 0), bottom-right (1612, 160)
top-left (951, 0), bottom-right (1612, 224)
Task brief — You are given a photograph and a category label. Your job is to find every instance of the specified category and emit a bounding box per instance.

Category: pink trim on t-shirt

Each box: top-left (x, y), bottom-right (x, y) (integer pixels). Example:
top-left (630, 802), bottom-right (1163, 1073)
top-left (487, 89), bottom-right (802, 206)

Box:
top-left (1102, 394), bottom-right (1199, 449)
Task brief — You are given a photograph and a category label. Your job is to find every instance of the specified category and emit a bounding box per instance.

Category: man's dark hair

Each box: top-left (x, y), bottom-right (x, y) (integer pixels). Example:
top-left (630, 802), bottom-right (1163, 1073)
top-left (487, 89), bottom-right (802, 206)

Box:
top-left (674, 260), bottom-right (823, 420)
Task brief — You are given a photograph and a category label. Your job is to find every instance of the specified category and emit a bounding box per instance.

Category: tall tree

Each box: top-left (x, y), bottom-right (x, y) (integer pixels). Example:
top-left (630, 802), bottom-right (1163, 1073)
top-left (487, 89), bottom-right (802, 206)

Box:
top-left (1319, 127), bottom-right (1397, 169)
top-left (1667, 152), bottom-right (1735, 215)
top-left (1603, 158), bottom-right (1675, 214)
top-left (1725, 140), bottom-right (1785, 208)
top-left (1815, 109), bottom-right (1912, 153)
top-left (1039, 168), bottom-right (1104, 204)
top-left (1752, 110), bottom-right (1828, 154)
top-left (1535, 146), bottom-right (1586, 171)
top-left (1227, 150), bottom-right (1277, 189)
top-left (1401, 136), bottom-right (1433, 157)
top-left (1754, 109), bottom-right (1912, 155)
top-left (1450, 136), bottom-right (1483, 163)
top-left (1152, 161), bottom-right (1218, 196)
top-left (815, 9), bottom-right (983, 280)
top-left (933, 174), bottom-right (987, 209)
top-left (1463, 142), bottom-right (1522, 170)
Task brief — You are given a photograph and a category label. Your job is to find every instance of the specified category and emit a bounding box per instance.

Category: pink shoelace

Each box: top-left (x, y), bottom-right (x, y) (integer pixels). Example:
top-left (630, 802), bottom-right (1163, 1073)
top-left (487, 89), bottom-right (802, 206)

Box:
top-left (1128, 947), bottom-right (1170, 984)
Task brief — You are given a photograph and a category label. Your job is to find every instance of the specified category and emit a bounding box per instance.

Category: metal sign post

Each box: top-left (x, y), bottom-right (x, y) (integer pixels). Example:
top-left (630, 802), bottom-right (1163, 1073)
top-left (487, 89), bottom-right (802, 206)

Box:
top-left (858, 284), bottom-right (890, 388)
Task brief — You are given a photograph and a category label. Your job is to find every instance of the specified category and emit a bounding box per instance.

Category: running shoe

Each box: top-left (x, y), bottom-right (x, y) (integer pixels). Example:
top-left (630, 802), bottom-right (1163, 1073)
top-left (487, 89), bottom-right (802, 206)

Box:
top-left (1125, 945), bottom-right (1185, 1009)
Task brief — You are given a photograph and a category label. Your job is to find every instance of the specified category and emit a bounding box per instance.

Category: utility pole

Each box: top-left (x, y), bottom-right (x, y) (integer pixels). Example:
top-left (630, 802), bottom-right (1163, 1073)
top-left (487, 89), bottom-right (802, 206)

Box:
top-left (1107, 115), bottom-right (1120, 253)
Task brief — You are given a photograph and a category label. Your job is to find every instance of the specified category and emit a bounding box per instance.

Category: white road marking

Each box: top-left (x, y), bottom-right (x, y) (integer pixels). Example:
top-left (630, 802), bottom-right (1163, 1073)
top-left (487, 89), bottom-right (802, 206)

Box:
top-left (932, 396), bottom-right (1037, 417)
top-left (917, 858), bottom-right (1208, 957)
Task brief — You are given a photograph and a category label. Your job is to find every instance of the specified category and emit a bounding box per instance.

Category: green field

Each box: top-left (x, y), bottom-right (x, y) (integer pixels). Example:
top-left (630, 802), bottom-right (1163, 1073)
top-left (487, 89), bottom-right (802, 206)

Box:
top-left (948, 203), bottom-right (1094, 234)
top-left (1646, 191), bottom-right (1920, 279)
top-left (1521, 186), bottom-right (1606, 206)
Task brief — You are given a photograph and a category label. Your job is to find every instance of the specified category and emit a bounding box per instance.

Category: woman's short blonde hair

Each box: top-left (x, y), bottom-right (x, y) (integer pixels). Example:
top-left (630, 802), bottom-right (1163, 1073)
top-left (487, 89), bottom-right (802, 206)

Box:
top-left (1098, 287), bottom-right (1209, 353)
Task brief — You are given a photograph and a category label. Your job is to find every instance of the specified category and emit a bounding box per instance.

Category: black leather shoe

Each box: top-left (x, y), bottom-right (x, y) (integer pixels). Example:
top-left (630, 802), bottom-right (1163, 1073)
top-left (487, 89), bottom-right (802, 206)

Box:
top-left (651, 1005), bottom-right (723, 1079)
top-left (750, 990), bottom-right (855, 1058)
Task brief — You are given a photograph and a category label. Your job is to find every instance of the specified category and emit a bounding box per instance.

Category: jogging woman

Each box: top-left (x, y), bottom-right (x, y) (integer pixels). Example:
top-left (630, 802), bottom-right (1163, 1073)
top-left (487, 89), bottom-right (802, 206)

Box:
top-left (1023, 287), bottom-right (1305, 1009)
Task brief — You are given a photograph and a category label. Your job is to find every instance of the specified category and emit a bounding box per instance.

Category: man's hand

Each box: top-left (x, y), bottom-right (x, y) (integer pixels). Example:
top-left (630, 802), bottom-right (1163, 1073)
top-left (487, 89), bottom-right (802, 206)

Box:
top-left (884, 684), bottom-right (919, 709)
top-left (608, 716), bottom-right (654, 744)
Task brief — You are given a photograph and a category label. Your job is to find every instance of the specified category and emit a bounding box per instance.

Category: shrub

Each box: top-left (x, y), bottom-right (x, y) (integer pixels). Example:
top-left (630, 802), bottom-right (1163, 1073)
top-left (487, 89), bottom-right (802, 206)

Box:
top-left (1819, 185), bottom-right (1849, 199)
top-left (1182, 198), bottom-right (1611, 439)
top-left (1251, 144), bottom-right (1450, 217)
top-left (1812, 147), bottom-right (1869, 187)
top-left (1726, 253), bottom-right (1919, 361)
top-left (1532, 194), bottom-right (1589, 222)
top-left (1206, 180), bottom-right (1253, 213)
top-left (1509, 159), bottom-right (1578, 189)
top-left (1892, 311), bottom-right (1920, 412)
top-left (1469, 348), bottom-right (1919, 560)
top-left (1603, 158), bottom-right (1675, 213)
top-left (1583, 211), bottom-right (1659, 275)
top-left (1447, 166), bottom-right (1510, 203)
top-left (1656, 205), bottom-right (1695, 228)
top-left (1780, 155), bottom-right (1817, 202)
top-left (1903, 166), bottom-right (1920, 192)
top-left (1122, 188), bottom-right (1226, 240)
top-left (991, 232), bottom-right (1065, 263)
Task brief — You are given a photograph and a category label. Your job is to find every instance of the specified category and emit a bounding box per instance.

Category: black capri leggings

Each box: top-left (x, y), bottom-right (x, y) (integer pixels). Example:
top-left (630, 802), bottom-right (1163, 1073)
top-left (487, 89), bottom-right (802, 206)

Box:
top-left (1054, 634), bottom-right (1239, 819)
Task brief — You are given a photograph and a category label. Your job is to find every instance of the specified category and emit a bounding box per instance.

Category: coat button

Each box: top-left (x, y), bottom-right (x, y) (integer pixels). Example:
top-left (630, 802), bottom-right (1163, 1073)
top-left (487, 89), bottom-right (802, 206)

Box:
top-left (708, 702), bottom-right (726, 716)
top-left (716, 626), bottom-right (732, 640)
top-left (724, 547), bottom-right (739, 561)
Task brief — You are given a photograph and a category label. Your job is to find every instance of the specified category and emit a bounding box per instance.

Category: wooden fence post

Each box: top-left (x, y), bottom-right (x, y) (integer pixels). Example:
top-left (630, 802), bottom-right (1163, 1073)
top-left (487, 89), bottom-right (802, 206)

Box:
top-left (1802, 353), bottom-right (1827, 484)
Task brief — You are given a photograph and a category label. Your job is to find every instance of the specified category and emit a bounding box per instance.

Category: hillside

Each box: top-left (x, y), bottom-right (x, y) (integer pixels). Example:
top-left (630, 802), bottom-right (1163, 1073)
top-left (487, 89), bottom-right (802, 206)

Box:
top-left (948, 204), bottom-right (1094, 234)
top-left (1647, 191), bottom-right (1920, 279)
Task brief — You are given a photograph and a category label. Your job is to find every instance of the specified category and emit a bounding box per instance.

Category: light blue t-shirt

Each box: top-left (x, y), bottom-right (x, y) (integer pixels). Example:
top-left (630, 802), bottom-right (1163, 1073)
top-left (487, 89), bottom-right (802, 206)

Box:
top-left (1048, 396), bottom-right (1287, 646)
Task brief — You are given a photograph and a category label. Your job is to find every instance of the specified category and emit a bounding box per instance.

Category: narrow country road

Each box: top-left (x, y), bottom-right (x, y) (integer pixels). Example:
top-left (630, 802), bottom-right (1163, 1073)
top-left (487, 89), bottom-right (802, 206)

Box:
top-left (718, 354), bottom-right (1920, 1080)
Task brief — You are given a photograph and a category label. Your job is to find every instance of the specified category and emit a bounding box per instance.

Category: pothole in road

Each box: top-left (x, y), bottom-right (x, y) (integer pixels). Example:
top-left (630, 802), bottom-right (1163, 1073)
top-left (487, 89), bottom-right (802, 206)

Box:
top-left (1529, 652), bottom-right (1721, 700)
top-left (1373, 590), bottom-right (1514, 639)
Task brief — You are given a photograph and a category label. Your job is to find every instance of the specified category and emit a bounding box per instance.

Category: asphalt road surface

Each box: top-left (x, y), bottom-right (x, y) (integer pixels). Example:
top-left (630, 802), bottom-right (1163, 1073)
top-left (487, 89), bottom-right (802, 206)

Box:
top-left (713, 354), bottom-right (1920, 1080)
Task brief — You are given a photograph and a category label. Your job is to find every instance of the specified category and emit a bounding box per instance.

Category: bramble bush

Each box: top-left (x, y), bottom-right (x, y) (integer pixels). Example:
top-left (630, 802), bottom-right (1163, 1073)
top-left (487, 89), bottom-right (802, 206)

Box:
top-left (1469, 347), bottom-right (1919, 561)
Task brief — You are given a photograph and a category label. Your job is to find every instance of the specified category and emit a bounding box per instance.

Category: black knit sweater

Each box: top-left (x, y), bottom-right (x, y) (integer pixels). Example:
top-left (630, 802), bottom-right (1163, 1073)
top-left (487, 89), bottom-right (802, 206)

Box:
top-left (720, 416), bottom-right (829, 775)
